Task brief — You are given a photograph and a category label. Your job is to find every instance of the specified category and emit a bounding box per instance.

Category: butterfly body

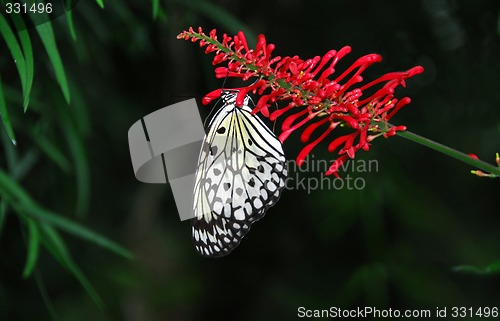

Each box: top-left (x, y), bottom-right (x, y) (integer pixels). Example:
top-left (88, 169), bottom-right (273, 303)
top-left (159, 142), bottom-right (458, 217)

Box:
top-left (191, 91), bottom-right (287, 257)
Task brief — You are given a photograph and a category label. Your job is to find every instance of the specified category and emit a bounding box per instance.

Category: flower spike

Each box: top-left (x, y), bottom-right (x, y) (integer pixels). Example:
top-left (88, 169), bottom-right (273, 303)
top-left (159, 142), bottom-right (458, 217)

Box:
top-left (178, 28), bottom-right (424, 176)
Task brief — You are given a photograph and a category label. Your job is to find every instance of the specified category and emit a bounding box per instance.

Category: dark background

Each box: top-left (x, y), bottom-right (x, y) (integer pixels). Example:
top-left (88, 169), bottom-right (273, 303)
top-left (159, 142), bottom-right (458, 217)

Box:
top-left (1, 0), bottom-right (500, 320)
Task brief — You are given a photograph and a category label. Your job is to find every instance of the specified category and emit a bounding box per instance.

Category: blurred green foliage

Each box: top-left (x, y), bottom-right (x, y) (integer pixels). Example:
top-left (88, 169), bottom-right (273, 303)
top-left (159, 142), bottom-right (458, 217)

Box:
top-left (0, 0), bottom-right (499, 320)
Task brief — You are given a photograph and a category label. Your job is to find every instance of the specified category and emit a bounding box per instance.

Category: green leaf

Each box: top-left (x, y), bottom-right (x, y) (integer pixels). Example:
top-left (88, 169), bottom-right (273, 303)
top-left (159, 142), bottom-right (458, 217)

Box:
top-left (0, 168), bottom-right (32, 205)
top-left (0, 75), bottom-right (16, 145)
top-left (34, 21), bottom-right (71, 104)
top-left (10, 13), bottom-right (34, 111)
top-left (454, 261), bottom-right (500, 275)
top-left (11, 148), bottom-right (39, 181)
top-left (95, 0), bottom-right (104, 9)
top-left (66, 7), bottom-right (77, 41)
top-left (34, 271), bottom-right (60, 321)
top-left (0, 13), bottom-right (28, 109)
top-left (68, 82), bottom-right (90, 136)
top-left (0, 169), bottom-right (133, 259)
top-left (1, 120), bottom-right (18, 171)
top-left (152, 0), bottom-right (159, 19)
top-left (23, 218), bottom-right (41, 279)
top-left (32, 207), bottom-right (134, 258)
top-left (34, 135), bottom-right (71, 173)
top-left (57, 106), bottom-right (89, 217)
top-left (39, 224), bottom-right (104, 308)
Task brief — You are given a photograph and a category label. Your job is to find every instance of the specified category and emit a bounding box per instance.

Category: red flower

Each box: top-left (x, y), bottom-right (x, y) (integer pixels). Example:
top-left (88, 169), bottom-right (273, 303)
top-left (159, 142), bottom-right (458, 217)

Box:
top-left (178, 27), bottom-right (424, 177)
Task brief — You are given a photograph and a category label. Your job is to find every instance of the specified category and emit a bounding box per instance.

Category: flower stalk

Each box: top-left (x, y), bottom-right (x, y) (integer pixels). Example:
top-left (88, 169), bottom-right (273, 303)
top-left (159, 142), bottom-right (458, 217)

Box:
top-left (394, 128), bottom-right (500, 177)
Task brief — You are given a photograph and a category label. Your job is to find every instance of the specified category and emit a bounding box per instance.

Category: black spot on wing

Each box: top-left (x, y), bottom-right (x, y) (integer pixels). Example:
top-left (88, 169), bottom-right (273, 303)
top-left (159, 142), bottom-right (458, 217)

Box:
top-left (192, 92), bottom-right (288, 258)
top-left (191, 214), bottom-right (251, 258)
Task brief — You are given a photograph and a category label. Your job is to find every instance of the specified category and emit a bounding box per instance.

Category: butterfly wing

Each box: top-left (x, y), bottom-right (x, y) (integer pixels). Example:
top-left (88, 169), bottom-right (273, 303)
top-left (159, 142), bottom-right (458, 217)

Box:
top-left (192, 93), bottom-right (287, 257)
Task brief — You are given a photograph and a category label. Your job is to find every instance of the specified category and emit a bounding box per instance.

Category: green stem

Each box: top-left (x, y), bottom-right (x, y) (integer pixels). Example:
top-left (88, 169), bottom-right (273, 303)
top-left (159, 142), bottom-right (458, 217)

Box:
top-left (396, 129), bottom-right (500, 177)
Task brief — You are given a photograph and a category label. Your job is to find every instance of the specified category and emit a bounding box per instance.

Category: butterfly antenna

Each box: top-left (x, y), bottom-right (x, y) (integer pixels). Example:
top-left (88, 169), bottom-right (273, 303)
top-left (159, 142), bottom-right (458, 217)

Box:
top-left (245, 77), bottom-right (263, 111)
top-left (272, 101), bottom-right (279, 132)
top-left (203, 71), bottom-right (231, 128)
top-left (248, 95), bottom-right (256, 108)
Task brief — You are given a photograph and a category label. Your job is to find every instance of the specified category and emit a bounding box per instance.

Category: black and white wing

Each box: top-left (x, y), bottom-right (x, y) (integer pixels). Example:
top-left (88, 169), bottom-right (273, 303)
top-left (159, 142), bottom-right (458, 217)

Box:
top-left (191, 91), bottom-right (287, 257)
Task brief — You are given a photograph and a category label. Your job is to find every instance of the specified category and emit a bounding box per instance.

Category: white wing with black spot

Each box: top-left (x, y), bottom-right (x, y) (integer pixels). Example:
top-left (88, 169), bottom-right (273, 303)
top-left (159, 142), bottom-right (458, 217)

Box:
top-left (191, 91), bottom-right (287, 258)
